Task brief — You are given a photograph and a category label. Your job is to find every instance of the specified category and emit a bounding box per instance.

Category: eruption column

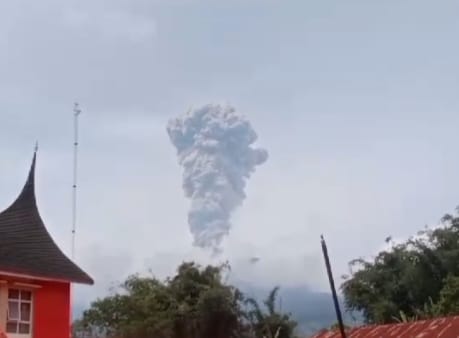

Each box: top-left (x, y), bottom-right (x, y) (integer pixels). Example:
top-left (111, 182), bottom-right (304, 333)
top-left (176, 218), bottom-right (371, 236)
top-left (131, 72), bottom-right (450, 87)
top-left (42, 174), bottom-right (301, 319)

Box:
top-left (167, 104), bottom-right (268, 254)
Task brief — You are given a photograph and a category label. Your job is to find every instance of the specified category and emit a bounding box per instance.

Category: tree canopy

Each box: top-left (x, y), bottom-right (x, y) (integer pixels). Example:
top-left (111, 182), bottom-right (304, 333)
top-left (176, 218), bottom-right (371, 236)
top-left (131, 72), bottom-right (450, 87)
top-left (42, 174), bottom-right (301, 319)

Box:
top-left (75, 262), bottom-right (297, 338)
top-left (341, 207), bottom-right (459, 324)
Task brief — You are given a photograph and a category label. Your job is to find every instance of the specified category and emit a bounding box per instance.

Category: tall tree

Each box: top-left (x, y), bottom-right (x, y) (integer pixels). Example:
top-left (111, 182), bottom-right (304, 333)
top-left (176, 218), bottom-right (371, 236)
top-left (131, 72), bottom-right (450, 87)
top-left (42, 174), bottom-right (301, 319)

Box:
top-left (81, 262), bottom-right (251, 338)
top-left (341, 207), bottom-right (459, 324)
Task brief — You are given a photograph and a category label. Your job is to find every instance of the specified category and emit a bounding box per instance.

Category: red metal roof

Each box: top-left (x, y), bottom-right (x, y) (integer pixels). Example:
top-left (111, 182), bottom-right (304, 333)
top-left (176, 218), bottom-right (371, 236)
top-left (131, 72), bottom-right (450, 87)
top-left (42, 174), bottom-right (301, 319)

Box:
top-left (311, 316), bottom-right (459, 338)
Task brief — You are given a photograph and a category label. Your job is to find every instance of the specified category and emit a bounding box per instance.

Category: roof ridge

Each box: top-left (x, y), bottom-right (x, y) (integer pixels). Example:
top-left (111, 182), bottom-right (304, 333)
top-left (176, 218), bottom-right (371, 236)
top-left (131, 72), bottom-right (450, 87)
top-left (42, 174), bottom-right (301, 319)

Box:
top-left (0, 152), bottom-right (93, 285)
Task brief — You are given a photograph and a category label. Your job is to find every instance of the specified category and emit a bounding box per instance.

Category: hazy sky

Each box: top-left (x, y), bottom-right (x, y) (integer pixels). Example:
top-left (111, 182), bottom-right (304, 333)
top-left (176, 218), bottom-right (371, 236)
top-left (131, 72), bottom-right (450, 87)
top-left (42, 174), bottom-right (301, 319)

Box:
top-left (0, 0), bottom-right (458, 309)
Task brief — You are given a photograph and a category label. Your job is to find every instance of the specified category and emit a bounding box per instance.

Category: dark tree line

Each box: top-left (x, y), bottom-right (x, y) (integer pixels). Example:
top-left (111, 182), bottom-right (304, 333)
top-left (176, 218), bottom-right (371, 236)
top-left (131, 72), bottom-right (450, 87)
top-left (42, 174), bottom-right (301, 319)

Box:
top-left (73, 262), bottom-right (297, 338)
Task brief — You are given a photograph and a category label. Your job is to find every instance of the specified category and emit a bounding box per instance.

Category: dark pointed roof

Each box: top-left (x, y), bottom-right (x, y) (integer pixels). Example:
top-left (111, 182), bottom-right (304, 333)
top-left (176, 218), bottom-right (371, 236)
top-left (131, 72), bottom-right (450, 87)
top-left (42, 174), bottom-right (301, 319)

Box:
top-left (0, 152), bottom-right (93, 284)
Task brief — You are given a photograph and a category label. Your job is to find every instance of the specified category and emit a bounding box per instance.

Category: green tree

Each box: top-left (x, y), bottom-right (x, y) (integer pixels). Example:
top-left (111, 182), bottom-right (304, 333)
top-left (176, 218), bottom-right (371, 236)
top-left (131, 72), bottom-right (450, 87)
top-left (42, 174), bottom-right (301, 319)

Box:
top-left (432, 275), bottom-right (459, 316)
top-left (81, 262), bottom-right (249, 338)
top-left (341, 207), bottom-right (459, 324)
top-left (80, 262), bottom-right (299, 338)
top-left (245, 287), bottom-right (297, 338)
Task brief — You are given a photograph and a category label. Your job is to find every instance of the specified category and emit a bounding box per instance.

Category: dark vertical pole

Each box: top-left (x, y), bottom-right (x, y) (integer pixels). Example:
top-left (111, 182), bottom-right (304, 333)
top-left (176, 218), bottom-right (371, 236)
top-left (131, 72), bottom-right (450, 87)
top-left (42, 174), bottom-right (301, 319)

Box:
top-left (321, 235), bottom-right (347, 338)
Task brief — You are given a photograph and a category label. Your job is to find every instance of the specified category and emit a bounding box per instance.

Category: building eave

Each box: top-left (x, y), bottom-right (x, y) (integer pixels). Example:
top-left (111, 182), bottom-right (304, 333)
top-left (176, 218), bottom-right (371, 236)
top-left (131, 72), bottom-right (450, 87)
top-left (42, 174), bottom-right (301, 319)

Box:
top-left (0, 269), bottom-right (93, 285)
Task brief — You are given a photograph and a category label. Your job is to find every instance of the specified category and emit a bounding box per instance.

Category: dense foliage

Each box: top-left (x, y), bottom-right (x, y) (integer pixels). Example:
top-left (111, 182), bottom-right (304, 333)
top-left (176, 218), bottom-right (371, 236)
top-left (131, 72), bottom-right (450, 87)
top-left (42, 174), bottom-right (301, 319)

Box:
top-left (342, 207), bottom-right (459, 324)
top-left (74, 262), bottom-right (297, 338)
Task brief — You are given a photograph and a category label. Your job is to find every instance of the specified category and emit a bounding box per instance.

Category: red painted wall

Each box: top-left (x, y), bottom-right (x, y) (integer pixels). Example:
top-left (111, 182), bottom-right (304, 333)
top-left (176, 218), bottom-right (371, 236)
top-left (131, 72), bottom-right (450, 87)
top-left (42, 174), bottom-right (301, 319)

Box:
top-left (33, 281), bottom-right (71, 338)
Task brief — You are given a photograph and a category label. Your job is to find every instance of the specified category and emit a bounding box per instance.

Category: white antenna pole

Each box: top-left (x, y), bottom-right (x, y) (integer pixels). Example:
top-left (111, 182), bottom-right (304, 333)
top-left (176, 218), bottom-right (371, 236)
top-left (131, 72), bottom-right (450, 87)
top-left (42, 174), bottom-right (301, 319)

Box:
top-left (72, 103), bottom-right (81, 261)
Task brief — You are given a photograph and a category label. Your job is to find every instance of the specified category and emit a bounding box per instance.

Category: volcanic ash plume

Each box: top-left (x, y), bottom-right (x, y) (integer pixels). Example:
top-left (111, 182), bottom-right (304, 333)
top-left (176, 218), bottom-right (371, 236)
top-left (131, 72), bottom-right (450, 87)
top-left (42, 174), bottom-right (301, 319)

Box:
top-left (167, 104), bottom-right (268, 253)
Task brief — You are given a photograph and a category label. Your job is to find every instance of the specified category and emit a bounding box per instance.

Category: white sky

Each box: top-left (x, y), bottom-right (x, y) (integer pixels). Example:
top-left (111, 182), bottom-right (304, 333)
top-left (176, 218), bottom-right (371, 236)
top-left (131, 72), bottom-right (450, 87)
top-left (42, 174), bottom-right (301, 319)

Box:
top-left (0, 0), bottom-right (458, 308)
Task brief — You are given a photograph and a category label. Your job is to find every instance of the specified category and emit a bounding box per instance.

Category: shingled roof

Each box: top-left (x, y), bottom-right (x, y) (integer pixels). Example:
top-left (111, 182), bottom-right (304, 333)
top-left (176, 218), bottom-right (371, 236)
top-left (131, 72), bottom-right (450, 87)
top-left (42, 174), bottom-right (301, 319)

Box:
top-left (311, 316), bottom-right (459, 338)
top-left (0, 152), bottom-right (93, 284)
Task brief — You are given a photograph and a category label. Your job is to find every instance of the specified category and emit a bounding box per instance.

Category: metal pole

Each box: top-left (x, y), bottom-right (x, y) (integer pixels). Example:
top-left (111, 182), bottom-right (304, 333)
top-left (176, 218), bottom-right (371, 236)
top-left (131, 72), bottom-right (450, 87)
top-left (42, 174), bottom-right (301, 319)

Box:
top-left (321, 235), bottom-right (347, 338)
top-left (72, 103), bottom-right (81, 261)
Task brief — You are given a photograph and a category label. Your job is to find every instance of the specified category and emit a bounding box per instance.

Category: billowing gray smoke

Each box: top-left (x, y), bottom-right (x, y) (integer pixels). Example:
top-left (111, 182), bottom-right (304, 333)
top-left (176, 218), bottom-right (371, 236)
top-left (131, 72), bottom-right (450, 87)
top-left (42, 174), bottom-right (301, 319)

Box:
top-left (167, 104), bottom-right (268, 253)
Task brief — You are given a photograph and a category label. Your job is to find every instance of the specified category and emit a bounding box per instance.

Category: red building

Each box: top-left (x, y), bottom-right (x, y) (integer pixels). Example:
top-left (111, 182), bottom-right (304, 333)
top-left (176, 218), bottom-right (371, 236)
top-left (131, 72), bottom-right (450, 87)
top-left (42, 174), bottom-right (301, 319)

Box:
top-left (0, 152), bottom-right (93, 338)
